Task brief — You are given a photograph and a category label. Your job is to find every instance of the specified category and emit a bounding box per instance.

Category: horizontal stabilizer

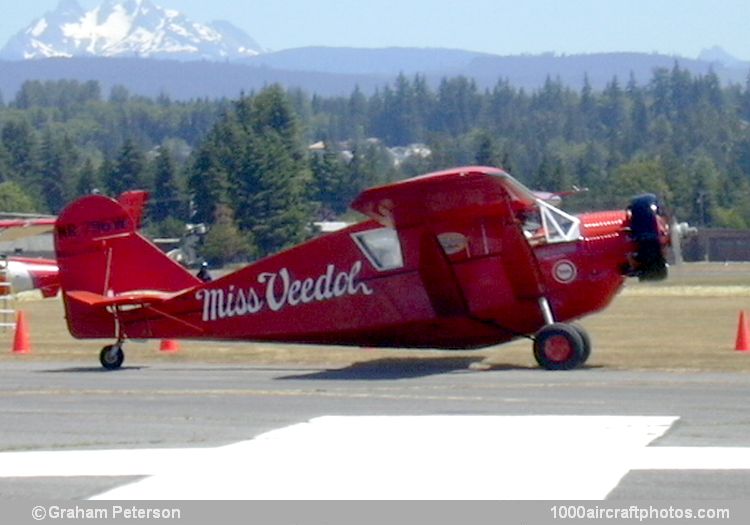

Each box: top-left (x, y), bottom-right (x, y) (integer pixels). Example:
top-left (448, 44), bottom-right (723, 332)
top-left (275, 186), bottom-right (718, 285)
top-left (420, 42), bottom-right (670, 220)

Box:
top-left (65, 289), bottom-right (184, 309)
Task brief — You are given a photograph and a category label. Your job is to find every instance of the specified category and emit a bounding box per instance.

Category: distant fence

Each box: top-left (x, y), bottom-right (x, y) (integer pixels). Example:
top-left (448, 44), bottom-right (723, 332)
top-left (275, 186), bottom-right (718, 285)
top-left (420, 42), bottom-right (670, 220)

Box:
top-left (682, 229), bottom-right (750, 262)
top-left (0, 233), bottom-right (54, 259)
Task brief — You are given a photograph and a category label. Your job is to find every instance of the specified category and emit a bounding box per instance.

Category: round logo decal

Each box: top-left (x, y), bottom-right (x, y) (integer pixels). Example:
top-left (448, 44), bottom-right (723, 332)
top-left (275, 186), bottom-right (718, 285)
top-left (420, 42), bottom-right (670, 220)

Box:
top-left (553, 260), bottom-right (577, 284)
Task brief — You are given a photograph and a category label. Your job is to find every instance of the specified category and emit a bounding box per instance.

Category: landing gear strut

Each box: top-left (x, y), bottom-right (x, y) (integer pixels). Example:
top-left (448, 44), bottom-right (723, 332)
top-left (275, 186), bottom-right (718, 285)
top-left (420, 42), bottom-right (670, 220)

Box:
top-left (99, 343), bottom-right (124, 370)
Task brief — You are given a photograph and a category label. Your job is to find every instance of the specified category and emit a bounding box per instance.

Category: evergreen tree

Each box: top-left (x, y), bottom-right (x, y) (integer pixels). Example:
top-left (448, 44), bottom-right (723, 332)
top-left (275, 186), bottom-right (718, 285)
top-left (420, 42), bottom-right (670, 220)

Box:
top-left (189, 86), bottom-right (313, 257)
top-left (1, 119), bottom-right (37, 183)
top-left (379, 73), bottom-right (423, 145)
top-left (38, 130), bottom-right (76, 213)
top-left (609, 159), bottom-right (671, 208)
top-left (0, 181), bottom-right (37, 212)
top-left (151, 147), bottom-right (185, 222)
top-left (195, 112), bottom-right (246, 224)
top-left (534, 153), bottom-right (570, 191)
top-left (107, 138), bottom-right (145, 196)
top-left (347, 141), bottom-right (398, 194)
top-left (310, 145), bottom-right (348, 216)
top-left (579, 74), bottom-right (599, 139)
top-left (239, 131), bottom-right (310, 254)
top-left (201, 204), bottom-right (255, 265)
top-left (0, 143), bottom-right (11, 182)
top-left (434, 77), bottom-right (481, 136)
top-left (474, 130), bottom-right (502, 167)
top-left (483, 79), bottom-right (519, 135)
top-left (650, 68), bottom-right (673, 118)
top-left (600, 77), bottom-right (628, 146)
top-left (741, 73), bottom-right (750, 121)
top-left (571, 142), bottom-right (608, 209)
top-left (688, 155), bottom-right (721, 227)
top-left (625, 73), bottom-right (649, 155)
top-left (188, 145), bottom-right (231, 225)
top-left (98, 158), bottom-right (113, 194)
top-left (347, 86), bottom-right (368, 140)
top-left (76, 158), bottom-right (101, 196)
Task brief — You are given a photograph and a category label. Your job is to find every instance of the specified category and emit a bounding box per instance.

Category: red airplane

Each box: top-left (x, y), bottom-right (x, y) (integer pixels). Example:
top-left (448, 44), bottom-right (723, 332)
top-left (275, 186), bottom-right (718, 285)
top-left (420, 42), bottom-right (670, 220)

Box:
top-left (0, 217), bottom-right (60, 298)
top-left (53, 166), bottom-right (670, 371)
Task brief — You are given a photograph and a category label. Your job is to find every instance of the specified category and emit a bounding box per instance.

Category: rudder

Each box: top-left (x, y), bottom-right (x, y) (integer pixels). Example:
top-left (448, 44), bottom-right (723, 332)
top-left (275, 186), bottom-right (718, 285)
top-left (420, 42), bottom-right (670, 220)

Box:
top-left (54, 193), bottom-right (200, 338)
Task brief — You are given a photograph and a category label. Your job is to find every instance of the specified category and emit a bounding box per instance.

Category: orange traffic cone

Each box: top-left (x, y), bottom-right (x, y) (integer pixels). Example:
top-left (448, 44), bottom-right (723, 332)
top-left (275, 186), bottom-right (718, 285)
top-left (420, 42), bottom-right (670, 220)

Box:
top-left (12, 310), bottom-right (31, 354)
top-left (159, 339), bottom-right (180, 353)
top-left (736, 311), bottom-right (750, 352)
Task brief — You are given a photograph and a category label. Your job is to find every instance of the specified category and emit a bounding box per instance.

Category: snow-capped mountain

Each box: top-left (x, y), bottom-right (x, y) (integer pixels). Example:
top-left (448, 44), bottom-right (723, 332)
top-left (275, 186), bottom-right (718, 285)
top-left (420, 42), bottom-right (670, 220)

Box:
top-left (0, 0), bottom-right (263, 61)
top-left (698, 46), bottom-right (746, 67)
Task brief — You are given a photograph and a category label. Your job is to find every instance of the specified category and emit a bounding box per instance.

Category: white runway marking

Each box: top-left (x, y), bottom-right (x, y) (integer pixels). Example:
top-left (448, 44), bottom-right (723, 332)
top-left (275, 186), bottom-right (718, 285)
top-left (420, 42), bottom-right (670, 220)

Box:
top-left (1, 415), bottom-right (748, 499)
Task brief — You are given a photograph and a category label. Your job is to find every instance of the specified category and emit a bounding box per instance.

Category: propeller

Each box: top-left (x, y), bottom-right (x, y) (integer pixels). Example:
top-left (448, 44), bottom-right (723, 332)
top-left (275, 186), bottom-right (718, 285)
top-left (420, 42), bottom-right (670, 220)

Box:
top-left (627, 194), bottom-right (670, 281)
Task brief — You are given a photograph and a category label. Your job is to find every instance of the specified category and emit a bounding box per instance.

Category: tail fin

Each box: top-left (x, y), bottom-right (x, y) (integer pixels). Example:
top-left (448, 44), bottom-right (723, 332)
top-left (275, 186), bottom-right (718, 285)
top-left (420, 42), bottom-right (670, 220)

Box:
top-left (117, 190), bottom-right (148, 229)
top-left (54, 193), bottom-right (200, 338)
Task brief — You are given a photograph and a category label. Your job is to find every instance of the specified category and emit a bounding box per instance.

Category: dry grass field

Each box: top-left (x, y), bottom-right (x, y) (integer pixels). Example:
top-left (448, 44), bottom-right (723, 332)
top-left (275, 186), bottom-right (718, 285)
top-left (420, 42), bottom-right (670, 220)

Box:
top-left (2, 262), bottom-right (750, 372)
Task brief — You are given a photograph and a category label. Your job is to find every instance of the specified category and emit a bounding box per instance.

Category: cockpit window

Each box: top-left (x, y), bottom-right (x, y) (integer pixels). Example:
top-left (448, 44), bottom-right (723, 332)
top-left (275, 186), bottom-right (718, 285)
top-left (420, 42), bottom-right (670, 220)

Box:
top-left (352, 227), bottom-right (404, 271)
top-left (522, 200), bottom-right (581, 245)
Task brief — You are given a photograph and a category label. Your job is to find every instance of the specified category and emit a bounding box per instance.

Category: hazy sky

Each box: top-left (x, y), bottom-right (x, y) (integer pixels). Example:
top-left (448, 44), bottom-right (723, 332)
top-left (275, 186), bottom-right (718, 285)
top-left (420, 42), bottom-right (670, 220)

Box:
top-left (3, 0), bottom-right (750, 60)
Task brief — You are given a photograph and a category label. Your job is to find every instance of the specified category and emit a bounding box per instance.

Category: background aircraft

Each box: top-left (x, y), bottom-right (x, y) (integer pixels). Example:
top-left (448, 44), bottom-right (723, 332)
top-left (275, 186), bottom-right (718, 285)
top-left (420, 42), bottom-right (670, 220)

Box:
top-left (53, 166), bottom-right (671, 370)
top-left (0, 216), bottom-right (59, 298)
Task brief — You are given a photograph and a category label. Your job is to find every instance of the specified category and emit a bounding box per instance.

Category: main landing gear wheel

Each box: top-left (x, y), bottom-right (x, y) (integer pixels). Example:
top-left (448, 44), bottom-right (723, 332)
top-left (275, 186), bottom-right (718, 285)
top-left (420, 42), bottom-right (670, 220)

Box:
top-left (533, 323), bottom-right (587, 370)
top-left (99, 344), bottom-right (124, 370)
top-left (569, 323), bottom-right (592, 365)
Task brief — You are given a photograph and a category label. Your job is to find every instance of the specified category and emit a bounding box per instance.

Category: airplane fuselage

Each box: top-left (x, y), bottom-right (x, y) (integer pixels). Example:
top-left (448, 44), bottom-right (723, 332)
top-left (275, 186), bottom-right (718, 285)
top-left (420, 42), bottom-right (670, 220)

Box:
top-left (88, 210), bottom-right (637, 349)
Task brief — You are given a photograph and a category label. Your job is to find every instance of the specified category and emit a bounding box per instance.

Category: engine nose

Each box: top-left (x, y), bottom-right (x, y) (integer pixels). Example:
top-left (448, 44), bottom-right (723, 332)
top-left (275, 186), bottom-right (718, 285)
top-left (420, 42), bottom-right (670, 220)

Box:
top-left (627, 194), bottom-right (669, 281)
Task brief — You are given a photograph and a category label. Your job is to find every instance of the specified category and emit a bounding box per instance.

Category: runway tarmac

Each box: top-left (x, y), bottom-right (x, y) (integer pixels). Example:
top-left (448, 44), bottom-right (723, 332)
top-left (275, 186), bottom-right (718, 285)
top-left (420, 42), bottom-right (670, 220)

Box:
top-left (1, 359), bottom-right (749, 499)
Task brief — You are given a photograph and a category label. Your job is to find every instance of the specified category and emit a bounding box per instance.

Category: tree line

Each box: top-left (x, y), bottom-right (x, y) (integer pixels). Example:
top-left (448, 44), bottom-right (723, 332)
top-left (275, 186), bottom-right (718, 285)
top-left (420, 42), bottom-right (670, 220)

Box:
top-left (1, 64), bottom-right (750, 263)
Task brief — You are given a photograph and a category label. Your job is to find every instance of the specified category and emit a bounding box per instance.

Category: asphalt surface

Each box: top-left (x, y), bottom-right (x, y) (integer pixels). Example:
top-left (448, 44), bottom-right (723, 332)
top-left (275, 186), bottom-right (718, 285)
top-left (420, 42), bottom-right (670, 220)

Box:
top-left (1, 359), bottom-right (749, 499)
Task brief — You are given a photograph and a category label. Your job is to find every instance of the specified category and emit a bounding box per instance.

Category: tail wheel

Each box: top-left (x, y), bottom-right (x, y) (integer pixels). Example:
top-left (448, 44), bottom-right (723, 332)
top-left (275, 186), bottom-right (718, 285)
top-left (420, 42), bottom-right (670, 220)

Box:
top-left (100, 344), bottom-right (124, 370)
top-left (533, 323), bottom-right (586, 370)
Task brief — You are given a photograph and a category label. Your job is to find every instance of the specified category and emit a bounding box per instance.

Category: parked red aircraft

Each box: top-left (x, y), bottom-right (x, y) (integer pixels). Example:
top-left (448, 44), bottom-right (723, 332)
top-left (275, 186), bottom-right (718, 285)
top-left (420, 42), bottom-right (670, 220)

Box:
top-left (0, 217), bottom-right (59, 297)
top-left (54, 166), bottom-right (670, 370)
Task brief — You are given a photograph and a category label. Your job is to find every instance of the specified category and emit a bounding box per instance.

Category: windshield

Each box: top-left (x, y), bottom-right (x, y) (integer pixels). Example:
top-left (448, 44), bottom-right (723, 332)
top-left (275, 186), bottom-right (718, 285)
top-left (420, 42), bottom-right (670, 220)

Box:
top-left (521, 200), bottom-right (581, 245)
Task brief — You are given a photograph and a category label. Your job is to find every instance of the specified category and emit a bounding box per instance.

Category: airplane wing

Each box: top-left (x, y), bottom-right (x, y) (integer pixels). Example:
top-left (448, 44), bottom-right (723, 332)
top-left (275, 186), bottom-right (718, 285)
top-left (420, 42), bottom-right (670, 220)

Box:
top-left (352, 166), bottom-right (548, 303)
top-left (350, 166), bottom-right (537, 228)
top-left (0, 218), bottom-right (56, 242)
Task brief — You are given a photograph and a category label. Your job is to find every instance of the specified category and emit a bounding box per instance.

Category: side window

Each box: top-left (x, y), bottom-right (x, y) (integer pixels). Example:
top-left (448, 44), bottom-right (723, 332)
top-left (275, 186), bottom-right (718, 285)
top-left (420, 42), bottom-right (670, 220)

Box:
top-left (352, 228), bottom-right (404, 271)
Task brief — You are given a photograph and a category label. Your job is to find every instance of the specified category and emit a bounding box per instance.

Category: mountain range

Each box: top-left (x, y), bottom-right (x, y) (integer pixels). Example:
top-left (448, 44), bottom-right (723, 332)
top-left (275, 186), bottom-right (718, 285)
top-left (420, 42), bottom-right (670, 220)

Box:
top-left (0, 0), bottom-right (748, 100)
top-left (0, 0), bottom-right (262, 61)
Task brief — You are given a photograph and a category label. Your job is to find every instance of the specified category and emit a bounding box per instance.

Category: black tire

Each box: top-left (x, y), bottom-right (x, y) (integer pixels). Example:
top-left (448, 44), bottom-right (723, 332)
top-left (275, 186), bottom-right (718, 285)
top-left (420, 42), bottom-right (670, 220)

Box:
top-left (570, 323), bottom-right (592, 365)
top-left (533, 323), bottom-right (586, 370)
top-left (100, 345), bottom-right (124, 370)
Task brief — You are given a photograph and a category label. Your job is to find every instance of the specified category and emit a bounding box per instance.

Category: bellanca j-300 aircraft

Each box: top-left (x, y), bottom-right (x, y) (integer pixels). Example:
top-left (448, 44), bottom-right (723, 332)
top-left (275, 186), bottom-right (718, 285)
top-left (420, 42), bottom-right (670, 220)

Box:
top-left (53, 166), bottom-right (671, 371)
